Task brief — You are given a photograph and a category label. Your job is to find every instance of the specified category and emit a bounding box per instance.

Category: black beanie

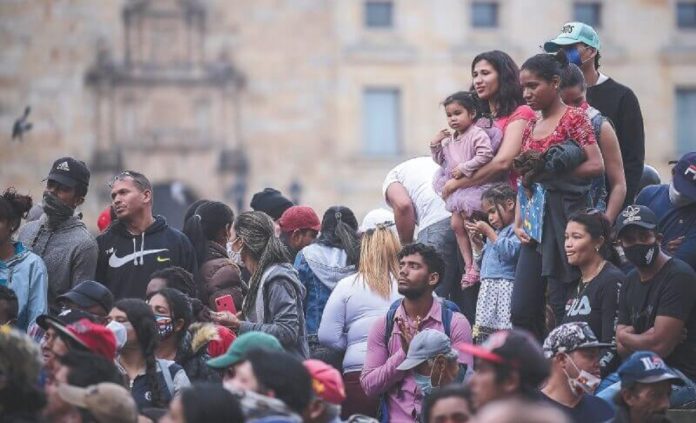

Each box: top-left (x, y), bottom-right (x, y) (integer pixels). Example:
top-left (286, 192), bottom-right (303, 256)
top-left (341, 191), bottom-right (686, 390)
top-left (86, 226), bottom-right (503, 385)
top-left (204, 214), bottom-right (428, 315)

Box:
top-left (249, 188), bottom-right (294, 220)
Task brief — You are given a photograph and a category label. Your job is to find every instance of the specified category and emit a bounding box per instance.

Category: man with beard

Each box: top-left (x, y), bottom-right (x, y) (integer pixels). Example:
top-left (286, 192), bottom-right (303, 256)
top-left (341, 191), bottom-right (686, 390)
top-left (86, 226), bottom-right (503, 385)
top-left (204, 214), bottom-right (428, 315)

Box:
top-left (598, 205), bottom-right (696, 408)
top-left (360, 243), bottom-right (472, 422)
top-left (18, 157), bottom-right (98, 311)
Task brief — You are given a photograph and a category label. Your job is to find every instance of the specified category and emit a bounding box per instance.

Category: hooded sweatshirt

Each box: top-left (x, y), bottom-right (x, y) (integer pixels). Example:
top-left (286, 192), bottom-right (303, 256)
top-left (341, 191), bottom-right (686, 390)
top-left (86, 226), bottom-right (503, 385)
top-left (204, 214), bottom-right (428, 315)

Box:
top-left (0, 242), bottom-right (48, 330)
top-left (95, 216), bottom-right (196, 300)
top-left (17, 214), bottom-right (97, 308)
top-left (295, 243), bottom-right (356, 334)
top-left (239, 263), bottom-right (309, 359)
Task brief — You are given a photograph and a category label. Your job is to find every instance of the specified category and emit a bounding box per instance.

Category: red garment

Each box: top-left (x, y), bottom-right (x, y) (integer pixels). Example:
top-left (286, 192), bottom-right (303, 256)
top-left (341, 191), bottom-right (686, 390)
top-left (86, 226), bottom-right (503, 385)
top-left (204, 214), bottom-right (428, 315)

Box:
top-left (207, 325), bottom-right (236, 357)
top-left (496, 104), bottom-right (535, 133)
top-left (521, 106), bottom-right (597, 153)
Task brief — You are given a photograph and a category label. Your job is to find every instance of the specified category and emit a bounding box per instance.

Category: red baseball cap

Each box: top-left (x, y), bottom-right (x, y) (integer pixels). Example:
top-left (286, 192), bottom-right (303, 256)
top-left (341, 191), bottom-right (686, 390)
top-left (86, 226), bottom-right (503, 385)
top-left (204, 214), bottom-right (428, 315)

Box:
top-left (278, 206), bottom-right (321, 233)
top-left (303, 359), bottom-right (346, 405)
top-left (58, 318), bottom-right (117, 361)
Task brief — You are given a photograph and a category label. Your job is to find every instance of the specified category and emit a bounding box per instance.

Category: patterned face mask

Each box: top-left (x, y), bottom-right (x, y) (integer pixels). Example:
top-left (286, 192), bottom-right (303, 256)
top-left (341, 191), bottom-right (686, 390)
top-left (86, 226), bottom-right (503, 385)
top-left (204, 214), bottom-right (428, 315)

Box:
top-left (154, 314), bottom-right (174, 339)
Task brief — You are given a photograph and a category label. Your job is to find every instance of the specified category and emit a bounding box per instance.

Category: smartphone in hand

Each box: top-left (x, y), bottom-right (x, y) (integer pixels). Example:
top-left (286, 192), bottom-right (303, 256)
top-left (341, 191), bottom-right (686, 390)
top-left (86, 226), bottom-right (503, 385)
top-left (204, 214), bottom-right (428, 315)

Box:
top-left (215, 294), bottom-right (237, 315)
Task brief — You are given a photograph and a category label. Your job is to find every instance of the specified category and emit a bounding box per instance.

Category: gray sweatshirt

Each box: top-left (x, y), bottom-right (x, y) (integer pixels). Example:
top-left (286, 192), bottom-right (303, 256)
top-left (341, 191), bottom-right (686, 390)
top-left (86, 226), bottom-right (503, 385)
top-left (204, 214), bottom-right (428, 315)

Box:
top-left (18, 214), bottom-right (98, 308)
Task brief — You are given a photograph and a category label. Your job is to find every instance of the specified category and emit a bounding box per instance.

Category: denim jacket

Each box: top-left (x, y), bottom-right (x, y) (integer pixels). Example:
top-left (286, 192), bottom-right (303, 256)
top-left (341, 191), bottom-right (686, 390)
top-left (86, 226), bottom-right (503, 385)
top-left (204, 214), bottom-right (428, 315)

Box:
top-left (0, 242), bottom-right (48, 330)
top-left (294, 244), bottom-right (356, 335)
top-left (480, 224), bottom-right (520, 281)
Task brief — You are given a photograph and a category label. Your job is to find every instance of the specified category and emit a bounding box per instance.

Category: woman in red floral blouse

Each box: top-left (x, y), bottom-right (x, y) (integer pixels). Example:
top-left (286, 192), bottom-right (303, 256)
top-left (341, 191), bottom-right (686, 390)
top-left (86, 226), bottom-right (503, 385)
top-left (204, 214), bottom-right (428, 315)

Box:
top-left (510, 52), bottom-right (605, 340)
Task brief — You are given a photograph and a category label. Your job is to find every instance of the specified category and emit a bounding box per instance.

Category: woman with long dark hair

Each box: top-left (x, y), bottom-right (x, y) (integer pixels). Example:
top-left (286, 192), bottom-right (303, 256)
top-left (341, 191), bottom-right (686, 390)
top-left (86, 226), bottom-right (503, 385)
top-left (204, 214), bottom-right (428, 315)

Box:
top-left (442, 50), bottom-right (536, 198)
top-left (511, 52), bottom-right (605, 340)
top-left (109, 298), bottom-right (190, 410)
top-left (562, 210), bottom-right (624, 375)
top-left (211, 211), bottom-right (309, 358)
top-left (295, 206), bottom-right (359, 365)
top-left (182, 200), bottom-right (245, 309)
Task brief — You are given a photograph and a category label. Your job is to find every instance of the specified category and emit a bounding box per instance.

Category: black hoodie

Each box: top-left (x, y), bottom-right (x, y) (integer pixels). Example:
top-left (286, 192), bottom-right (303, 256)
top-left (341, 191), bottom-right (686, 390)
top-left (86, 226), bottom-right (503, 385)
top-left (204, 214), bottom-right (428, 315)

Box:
top-left (95, 216), bottom-right (197, 299)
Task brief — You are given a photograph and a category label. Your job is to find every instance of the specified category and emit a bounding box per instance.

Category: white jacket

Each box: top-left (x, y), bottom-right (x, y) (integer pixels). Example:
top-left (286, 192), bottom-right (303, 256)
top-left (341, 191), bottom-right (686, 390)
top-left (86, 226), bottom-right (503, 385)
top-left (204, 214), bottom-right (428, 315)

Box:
top-left (317, 273), bottom-right (402, 373)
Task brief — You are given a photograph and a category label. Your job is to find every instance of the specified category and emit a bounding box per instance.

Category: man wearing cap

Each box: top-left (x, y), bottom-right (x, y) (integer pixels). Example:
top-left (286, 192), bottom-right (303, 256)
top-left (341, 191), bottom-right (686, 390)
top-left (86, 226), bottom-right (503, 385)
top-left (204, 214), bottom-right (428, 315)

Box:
top-left (456, 329), bottom-right (550, 411)
top-left (361, 243), bottom-right (472, 422)
top-left (56, 382), bottom-right (138, 423)
top-left (39, 315), bottom-right (117, 361)
top-left (303, 359), bottom-right (349, 423)
top-left (278, 205), bottom-right (321, 262)
top-left (56, 280), bottom-right (114, 319)
top-left (396, 329), bottom-right (465, 399)
top-left (611, 205), bottom-right (696, 407)
top-left (545, 23), bottom-right (645, 208)
top-left (636, 152), bottom-right (696, 271)
top-left (207, 331), bottom-right (284, 382)
top-left (540, 322), bottom-right (614, 422)
top-left (611, 351), bottom-right (685, 423)
top-left (18, 157), bottom-right (98, 310)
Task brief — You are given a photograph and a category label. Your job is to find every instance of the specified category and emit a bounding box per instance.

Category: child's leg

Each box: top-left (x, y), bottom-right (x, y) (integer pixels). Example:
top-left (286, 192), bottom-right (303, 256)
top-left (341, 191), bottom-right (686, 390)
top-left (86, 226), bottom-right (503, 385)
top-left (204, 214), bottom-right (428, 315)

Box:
top-left (450, 212), bottom-right (473, 268)
top-left (451, 212), bottom-right (479, 286)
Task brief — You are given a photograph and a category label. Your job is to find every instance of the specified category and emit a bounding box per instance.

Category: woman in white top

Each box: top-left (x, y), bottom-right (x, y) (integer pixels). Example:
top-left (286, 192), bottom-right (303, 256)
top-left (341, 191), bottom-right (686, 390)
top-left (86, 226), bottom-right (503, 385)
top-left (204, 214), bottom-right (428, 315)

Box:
top-left (318, 222), bottom-right (402, 419)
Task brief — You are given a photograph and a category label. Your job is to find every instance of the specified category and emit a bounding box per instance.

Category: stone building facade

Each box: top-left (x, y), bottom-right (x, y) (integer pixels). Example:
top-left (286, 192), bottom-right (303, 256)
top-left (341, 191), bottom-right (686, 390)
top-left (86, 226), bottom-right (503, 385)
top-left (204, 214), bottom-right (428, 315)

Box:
top-left (1, 0), bottom-right (695, 229)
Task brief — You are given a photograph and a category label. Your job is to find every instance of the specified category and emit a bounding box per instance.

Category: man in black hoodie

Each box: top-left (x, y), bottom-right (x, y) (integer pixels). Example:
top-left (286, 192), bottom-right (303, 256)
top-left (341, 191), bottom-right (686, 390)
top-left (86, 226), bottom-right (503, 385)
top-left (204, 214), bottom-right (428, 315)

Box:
top-left (95, 171), bottom-right (196, 299)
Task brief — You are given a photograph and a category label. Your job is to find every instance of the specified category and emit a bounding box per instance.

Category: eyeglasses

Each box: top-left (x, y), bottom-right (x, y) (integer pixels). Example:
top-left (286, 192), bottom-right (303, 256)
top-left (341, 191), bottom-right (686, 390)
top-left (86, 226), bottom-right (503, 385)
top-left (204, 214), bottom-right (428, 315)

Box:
top-left (108, 171), bottom-right (136, 188)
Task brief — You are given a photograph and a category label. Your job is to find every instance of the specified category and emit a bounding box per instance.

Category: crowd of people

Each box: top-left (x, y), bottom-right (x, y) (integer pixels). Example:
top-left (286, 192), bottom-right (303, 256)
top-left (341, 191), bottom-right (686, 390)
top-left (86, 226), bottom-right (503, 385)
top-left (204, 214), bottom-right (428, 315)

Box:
top-left (1, 21), bottom-right (696, 423)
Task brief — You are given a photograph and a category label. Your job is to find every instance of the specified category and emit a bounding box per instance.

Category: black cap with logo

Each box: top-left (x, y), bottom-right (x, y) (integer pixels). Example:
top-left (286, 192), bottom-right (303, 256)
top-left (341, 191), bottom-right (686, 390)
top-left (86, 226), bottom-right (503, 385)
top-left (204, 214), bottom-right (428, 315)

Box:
top-left (614, 205), bottom-right (658, 237)
top-left (46, 157), bottom-right (90, 190)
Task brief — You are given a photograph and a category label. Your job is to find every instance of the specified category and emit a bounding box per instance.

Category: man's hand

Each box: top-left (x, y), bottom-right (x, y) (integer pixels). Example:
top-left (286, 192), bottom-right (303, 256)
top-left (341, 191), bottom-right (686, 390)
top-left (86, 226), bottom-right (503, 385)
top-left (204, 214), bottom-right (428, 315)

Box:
top-left (396, 316), bottom-right (420, 354)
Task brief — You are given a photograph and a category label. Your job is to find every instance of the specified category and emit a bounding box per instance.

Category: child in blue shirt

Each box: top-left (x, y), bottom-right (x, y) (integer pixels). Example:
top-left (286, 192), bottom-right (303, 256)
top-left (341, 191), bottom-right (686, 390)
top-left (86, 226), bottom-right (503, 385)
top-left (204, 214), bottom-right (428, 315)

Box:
top-left (466, 184), bottom-right (520, 344)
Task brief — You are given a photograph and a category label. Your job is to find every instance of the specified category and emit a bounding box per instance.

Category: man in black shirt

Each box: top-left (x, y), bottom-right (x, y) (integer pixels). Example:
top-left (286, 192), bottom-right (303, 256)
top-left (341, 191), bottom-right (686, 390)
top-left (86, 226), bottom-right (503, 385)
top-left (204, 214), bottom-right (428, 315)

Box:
top-left (545, 22), bottom-right (645, 206)
top-left (541, 322), bottom-right (615, 422)
top-left (609, 205), bottom-right (696, 408)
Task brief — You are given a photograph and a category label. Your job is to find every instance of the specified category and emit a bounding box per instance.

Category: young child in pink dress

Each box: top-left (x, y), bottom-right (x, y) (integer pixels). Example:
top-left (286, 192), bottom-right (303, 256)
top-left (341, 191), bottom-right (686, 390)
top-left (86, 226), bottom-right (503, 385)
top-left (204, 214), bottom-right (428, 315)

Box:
top-left (431, 91), bottom-right (495, 287)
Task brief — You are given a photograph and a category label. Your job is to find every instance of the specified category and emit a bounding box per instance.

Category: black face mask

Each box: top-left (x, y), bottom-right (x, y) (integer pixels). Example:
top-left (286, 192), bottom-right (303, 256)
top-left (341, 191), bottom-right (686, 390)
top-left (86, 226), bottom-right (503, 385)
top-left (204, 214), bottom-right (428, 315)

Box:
top-left (623, 242), bottom-right (660, 268)
top-left (43, 191), bottom-right (74, 226)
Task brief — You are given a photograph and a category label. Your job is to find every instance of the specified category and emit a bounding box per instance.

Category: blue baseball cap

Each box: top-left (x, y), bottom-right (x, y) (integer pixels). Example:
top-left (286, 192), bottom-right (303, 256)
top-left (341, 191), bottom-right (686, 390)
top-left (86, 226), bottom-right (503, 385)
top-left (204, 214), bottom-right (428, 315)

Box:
top-left (673, 152), bottom-right (696, 201)
top-left (618, 351), bottom-right (685, 387)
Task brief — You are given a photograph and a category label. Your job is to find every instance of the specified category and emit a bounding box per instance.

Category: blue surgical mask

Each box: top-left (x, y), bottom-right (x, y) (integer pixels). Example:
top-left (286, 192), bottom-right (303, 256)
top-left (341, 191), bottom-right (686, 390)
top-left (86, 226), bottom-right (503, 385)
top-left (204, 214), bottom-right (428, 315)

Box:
top-left (414, 372), bottom-right (433, 396)
top-left (564, 47), bottom-right (583, 66)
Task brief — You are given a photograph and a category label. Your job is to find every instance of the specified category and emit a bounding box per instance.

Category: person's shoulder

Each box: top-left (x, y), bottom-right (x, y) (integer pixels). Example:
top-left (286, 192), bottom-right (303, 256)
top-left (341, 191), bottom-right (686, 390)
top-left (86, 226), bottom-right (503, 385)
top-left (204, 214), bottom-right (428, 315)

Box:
top-left (511, 104), bottom-right (536, 120)
top-left (601, 262), bottom-right (628, 282)
top-left (636, 184), bottom-right (667, 204)
top-left (579, 393), bottom-right (614, 417)
top-left (665, 257), bottom-right (696, 279)
top-left (17, 219), bottom-right (40, 239)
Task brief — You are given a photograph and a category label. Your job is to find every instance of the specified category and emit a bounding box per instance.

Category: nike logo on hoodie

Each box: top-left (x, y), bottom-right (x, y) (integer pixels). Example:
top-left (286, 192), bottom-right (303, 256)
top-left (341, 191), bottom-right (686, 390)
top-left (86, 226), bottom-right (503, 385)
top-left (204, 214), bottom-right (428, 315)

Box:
top-left (108, 248), bottom-right (168, 268)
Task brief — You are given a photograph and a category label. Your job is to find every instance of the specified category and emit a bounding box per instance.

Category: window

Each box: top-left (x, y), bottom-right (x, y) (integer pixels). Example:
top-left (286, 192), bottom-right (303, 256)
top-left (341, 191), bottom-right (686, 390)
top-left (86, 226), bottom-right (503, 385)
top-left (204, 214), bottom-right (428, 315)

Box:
top-left (471, 2), bottom-right (498, 28)
top-left (676, 89), bottom-right (696, 155)
top-left (677, 2), bottom-right (696, 28)
top-left (573, 2), bottom-right (602, 27)
top-left (365, 1), bottom-right (393, 28)
top-left (363, 89), bottom-right (401, 156)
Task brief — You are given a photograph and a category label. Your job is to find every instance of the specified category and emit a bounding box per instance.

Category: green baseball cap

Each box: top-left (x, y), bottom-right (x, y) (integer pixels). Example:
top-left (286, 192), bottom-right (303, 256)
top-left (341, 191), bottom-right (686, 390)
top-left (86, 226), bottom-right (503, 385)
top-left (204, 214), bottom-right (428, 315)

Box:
top-left (206, 331), bottom-right (283, 369)
top-left (544, 22), bottom-right (601, 52)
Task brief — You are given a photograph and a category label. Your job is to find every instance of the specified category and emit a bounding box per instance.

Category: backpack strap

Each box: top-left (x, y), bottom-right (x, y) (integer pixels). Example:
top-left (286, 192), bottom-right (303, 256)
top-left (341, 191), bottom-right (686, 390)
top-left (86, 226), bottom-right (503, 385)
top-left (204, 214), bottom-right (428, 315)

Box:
top-left (440, 299), bottom-right (461, 337)
top-left (156, 359), bottom-right (175, 397)
top-left (383, 299), bottom-right (403, 346)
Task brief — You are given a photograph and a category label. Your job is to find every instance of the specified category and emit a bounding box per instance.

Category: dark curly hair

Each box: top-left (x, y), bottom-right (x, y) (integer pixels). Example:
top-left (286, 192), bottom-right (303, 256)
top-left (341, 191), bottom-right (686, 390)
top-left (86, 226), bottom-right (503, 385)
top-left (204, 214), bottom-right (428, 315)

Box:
top-left (113, 298), bottom-right (164, 407)
top-left (470, 50), bottom-right (525, 118)
top-left (397, 243), bottom-right (445, 285)
top-left (149, 266), bottom-right (197, 299)
top-left (0, 188), bottom-right (33, 234)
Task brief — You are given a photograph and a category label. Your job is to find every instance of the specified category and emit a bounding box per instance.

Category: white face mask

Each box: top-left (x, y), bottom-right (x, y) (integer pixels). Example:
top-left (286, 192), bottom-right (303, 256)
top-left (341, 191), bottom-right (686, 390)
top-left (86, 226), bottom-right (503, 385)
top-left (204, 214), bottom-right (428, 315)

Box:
top-left (227, 238), bottom-right (244, 267)
top-left (563, 355), bottom-right (601, 395)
